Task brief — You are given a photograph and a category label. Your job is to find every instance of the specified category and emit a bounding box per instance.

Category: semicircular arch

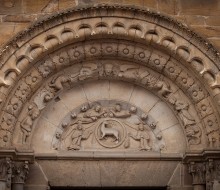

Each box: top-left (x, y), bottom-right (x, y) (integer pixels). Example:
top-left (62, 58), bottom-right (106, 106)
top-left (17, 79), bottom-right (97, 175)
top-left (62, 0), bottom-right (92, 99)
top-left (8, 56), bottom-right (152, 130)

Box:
top-left (0, 4), bottom-right (219, 154)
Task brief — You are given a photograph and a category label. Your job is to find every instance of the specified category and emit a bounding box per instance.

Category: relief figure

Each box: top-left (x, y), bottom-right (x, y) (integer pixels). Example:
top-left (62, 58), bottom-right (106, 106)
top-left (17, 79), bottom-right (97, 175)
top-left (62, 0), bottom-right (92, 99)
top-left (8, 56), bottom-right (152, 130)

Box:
top-left (68, 121), bottom-right (92, 150)
top-left (20, 106), bottom-right (40, 144)
top-left (129, 123), bottom-right (151, 151)
top-left (83, 105), bottom-right (106, 122)
top-left (100, 120), bottom-right (119, 142)
top-left (110, 104), bottom-right (131, 118)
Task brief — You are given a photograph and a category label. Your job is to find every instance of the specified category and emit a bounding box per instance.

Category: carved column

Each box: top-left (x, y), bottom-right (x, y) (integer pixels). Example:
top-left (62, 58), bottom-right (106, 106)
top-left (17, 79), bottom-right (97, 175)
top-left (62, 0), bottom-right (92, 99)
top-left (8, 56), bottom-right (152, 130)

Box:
top-left (189, 162), bottom-right (206, 190)
top-left (11, 161), bottom-right (29, 190)
top-left (0, 158), bottom-right (12, 190)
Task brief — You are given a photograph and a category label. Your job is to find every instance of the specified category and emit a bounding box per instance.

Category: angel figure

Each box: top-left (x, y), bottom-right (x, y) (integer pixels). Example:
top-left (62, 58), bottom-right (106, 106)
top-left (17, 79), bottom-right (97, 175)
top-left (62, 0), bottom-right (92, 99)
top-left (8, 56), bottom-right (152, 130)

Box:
top-left (67, 121), bottom-right (92, 150)
top-left (110, 104), bottom-right (131, 118)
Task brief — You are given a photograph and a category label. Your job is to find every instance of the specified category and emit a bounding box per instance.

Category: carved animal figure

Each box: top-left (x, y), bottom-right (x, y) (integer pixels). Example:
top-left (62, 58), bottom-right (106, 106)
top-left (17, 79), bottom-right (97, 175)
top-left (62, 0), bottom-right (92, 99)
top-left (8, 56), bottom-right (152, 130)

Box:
top-left (100, 121), bottom-right (119, 142)
top-left (49, 75), bottom-right (69, 91)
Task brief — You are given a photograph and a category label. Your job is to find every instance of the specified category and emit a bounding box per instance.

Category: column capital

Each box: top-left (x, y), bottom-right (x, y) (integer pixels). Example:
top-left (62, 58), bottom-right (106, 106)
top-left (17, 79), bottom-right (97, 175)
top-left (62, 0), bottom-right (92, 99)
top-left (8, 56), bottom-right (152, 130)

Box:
top-left (0, 157), bottom-right (12, 189)
top-left (11, 161), bottom-right (29, 184)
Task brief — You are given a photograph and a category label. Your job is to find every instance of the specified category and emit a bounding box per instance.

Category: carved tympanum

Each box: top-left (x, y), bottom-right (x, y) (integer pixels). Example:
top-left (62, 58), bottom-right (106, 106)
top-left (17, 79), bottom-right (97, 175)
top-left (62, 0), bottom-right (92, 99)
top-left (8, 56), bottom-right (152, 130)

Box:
top-left (13, 61), bottom-right (204, 149)
top-left (52, 101), bottom-right (165, 152)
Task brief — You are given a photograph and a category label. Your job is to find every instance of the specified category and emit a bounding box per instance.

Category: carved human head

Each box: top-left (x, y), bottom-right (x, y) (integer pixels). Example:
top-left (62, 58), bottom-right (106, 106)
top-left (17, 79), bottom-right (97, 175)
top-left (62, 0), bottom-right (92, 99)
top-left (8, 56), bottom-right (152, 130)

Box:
top-left (115, 104), bottom-right (121, 112)
top-left (77, 121), bottom-right (83, 130)
top-left (31, 109), bottom-right (40, 120)
top-left (168, 96), bottom-right (177, 105)
top-left (130, 106), bottom-right (137, 113)
top-left (95, 105), bottom-right (101, 112)
top-left (104, 64), bottom-right (113, 75)
top-left (139, 123), bottom-right (144, 131)
top-left (28, 105), bottom-right (40, 119)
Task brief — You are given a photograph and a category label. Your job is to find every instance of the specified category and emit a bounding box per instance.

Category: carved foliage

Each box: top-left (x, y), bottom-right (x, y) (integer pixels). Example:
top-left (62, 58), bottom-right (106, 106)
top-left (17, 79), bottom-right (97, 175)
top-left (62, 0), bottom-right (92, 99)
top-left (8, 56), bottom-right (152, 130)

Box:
top-left (12, 161), bottom-right (29, 184)
top-left (189, 162), bottom-right (206, 185)
top-left (0, 158), bottom-right (12, 189)
top-left (189, 160), bottom-right (220, 190)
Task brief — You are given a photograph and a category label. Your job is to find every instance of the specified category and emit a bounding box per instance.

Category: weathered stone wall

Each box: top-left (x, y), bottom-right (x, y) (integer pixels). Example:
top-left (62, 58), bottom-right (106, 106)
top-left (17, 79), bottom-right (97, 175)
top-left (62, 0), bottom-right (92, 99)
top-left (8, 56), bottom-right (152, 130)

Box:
top-left (0, 0), bottom-right (220, 50)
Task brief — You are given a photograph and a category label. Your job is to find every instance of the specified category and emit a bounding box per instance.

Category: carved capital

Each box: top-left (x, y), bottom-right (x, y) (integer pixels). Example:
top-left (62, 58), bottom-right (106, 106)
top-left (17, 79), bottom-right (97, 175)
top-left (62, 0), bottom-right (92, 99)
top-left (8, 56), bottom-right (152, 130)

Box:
top-left (189, 162), bottom-right (206, 185)
top-left (0, 158), bottom-right (12, 189)
top-left (206, 159), bottom-right (220, 190)
top-left (12, 161), bottom-right (29, 184)
top-left (187, 156), bottom-right (220, 190)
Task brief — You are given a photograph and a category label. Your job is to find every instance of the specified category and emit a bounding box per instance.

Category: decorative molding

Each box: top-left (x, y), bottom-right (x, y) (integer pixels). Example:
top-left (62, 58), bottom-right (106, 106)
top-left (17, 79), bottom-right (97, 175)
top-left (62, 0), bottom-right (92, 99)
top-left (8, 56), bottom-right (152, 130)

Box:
top-left (0, 4), bottom-right (219, 63)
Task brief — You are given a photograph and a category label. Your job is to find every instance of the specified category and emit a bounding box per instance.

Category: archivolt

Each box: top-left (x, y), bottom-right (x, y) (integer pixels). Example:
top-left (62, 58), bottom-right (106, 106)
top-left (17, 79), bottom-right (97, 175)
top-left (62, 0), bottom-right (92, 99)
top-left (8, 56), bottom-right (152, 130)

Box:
top-left (0, 4), bottom-right (219, 152)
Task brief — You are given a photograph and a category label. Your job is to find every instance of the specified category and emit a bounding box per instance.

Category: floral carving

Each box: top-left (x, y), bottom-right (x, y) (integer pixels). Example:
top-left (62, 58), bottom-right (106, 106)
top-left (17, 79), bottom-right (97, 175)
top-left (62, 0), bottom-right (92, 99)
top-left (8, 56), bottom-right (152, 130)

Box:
top-left (6, 97), bottom-right (22, 116)
top-left (25, 69), bottom-right (42, 88)
top-left (15, 82), bottom-right (31, 102)
top-left (51, 52), bottom-right (70, 68)
top-left (0, 130), bottom-right (11, 145)
top-left (12, 161), bottom-right (29, 184)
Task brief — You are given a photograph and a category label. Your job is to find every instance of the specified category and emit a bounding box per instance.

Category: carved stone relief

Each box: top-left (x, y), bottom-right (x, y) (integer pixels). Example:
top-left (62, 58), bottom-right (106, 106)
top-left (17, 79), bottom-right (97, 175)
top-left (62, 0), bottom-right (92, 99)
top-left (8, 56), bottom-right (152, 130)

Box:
top-left (188, 159), bottom-right (220, 190)
top-left (0, 158), bottom-right (12, 190)
top-left (5, 59), bottom-right (210, 151)
top-left (0, 4), bottom-right (220, 189)
top-left (0, 159), bottom-right (29, 190)
top-left (0, 36), bottom-right (218, 151)
top-left (52, 100), bottom-right (165, 152)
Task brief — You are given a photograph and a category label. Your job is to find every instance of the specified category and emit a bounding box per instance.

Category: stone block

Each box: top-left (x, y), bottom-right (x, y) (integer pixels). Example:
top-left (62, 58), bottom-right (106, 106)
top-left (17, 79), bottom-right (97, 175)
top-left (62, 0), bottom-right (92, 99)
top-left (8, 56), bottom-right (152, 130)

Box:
top-left (38, 160), bottom-right (179, 187)
top-left (143, 0), bottom-right (158, 10)
top-left (183, 164), bottom-right (193, 186)
top-left (58, 0), bottom-right (77, 10)
top-left (0, 0), bottom-right (22, 14)
top-left (177, 0), bottom-right (220, 16)
top-left (25, 162), bottom-right (48, 186)
top-left (176, 15), bottom-right (206, 26)
top-left (190, 26), bottom-right (220, 38)
top-left (208, 37), bottom-right (220, 51)
top-left (2, 14), bottom-right (36, 22)
top-left (23, 0), bottom-right (52, 14)
top-left (168, 163), bottom-right (181, 186)
top-left (0, 22), bottom-right (29, 47)
top-left (158, 0), bottom-right (176, 14)
top-left (121, 0), bottom-right (144, 7)
top-left (0, 23), bottom-right (15, 46)
top-left (13, 23), bottom-right (30, 34)
top-left (206, 16), bottom-right (220, 26)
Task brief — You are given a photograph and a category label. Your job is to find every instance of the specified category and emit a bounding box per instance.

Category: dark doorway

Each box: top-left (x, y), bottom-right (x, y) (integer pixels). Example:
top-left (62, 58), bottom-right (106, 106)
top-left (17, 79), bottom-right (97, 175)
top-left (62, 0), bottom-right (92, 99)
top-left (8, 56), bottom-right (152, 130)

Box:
top-left (51, 187), bottom-right (167, 190)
